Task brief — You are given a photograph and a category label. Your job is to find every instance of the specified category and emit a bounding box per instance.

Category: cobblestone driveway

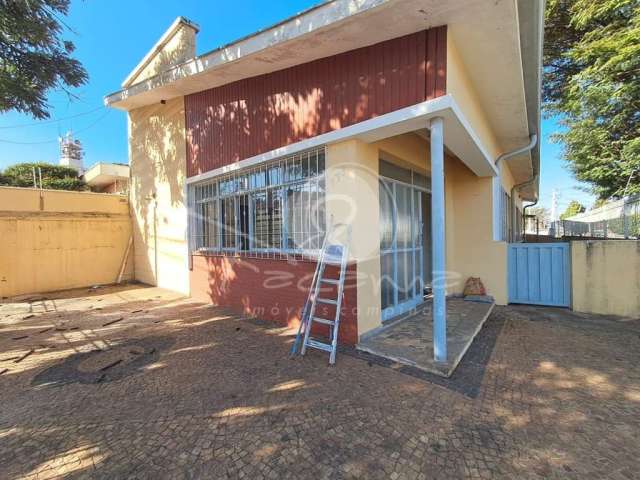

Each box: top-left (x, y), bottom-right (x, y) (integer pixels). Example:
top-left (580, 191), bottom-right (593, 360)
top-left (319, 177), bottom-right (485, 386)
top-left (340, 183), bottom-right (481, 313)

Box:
top-left (0, 285), bottom-right (639, 479)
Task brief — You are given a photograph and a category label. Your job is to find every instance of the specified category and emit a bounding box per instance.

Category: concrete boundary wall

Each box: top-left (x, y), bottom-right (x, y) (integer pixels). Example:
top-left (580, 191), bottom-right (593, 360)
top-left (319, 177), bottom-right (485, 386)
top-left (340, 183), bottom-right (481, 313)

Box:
top-left (571, 240), bottom-right (640, 318)
top-left (0, 187), bottom-right (133, 298)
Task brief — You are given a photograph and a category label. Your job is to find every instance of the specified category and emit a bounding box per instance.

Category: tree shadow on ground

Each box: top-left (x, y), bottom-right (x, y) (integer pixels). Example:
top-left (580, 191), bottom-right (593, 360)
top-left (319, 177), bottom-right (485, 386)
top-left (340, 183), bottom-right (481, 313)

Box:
top-left (0, 287), bottom-right (639, 479)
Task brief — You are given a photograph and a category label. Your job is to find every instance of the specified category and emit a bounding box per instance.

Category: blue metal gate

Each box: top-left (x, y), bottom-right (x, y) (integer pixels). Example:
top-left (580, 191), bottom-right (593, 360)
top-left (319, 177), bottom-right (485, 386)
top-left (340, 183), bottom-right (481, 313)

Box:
top-left (508, 243), bottom-right (571, 307)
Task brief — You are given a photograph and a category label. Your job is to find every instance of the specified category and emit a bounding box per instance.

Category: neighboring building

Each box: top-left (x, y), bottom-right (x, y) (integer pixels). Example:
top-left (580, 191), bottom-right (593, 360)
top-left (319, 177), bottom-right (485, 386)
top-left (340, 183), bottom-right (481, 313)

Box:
top-left (105, 1), bottom-right (544, 350)
top-left (59, 131), bottom-right (84, 174)
top-left (84, 163), bottom-right (130, 194)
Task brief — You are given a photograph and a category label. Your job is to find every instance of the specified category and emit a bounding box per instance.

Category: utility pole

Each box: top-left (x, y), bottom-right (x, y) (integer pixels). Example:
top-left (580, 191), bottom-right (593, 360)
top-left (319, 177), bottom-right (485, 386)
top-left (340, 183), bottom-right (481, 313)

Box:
top-left (549, 189), bottom-right (559, 237)
top-left (551, 189), bottom-right (559, 221)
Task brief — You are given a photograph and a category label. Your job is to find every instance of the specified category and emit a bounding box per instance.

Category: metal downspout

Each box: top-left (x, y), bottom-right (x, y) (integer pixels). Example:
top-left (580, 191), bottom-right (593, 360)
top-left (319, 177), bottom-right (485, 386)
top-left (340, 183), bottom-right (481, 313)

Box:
top-left (493, 135), bottom-right (538, 241)
top-left (521, 196), bottom-right (539, 241)
top-left (511, 173), bottom-right (538, 241)
top-left (511, 133), bottom-right (541, 241)
top-left (496, 134), bottom-right (538, 169)
top-left (511, 133), bottom-right (540, 241)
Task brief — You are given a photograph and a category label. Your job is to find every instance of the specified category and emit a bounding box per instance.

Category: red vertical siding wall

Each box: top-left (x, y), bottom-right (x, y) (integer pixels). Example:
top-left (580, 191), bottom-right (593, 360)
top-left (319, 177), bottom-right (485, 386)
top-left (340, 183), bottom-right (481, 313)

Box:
top-left (185, 27), bottom-right (447, 177)
top-left (190, 254), bottom-right (358, 345)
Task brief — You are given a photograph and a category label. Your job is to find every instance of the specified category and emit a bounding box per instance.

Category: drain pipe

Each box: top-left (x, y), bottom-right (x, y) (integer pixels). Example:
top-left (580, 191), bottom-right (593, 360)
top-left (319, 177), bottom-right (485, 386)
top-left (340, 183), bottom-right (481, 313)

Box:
top-left (492, 134), bottom-right (538, 241)
top-left (522, 195), bottom-right (539, 241)
top-left (512, 173), bottom-right (539, 241)
top-left (510, 133), bottom-right (541, 241)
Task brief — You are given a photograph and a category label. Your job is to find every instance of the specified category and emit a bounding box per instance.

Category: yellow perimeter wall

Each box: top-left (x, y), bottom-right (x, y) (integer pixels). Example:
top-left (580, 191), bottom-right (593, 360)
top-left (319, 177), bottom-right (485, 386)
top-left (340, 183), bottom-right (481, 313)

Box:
top-left (0, 187), bottom-right (133, 298)
top-left (572, 241), bottom-right (640, 318)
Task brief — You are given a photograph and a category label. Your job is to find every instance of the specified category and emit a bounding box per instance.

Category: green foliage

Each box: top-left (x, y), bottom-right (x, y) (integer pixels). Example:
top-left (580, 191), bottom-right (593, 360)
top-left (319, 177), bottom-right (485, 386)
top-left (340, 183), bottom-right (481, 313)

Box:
top-left (607, 212), bottom-right (640, 236)
top-left (0, 0), bottom-right (88, 119)
top-left (591, 198), bottom-right (610, 209)
top-left (560, 200), bottom-right (586, 219)
top-left (544, 0), bottom-right (640, 200)
top-left (41, 176), bottom-right (87, 191)
top-left (0, 162), bottom-right (87, 191)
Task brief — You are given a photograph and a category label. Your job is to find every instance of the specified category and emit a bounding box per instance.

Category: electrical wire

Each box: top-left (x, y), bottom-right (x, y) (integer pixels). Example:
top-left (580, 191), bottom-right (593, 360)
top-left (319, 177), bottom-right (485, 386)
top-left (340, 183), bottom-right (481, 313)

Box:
top-left (0, 109), bottom-right (112, 145)
top-left (74, 109), bottom-right (112, 135)
top-left (0, 105), bottom-right (106, 129)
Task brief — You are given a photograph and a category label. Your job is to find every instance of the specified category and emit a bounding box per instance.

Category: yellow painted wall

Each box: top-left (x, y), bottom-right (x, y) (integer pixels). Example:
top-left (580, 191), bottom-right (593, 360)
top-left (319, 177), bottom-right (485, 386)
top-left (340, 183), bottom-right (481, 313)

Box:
top-left (128, 97), bottom-right (189, 294)
top-left (373, 134), bottom-right (466, 287)
top-left (446, 162), bottom-right (509, 304)
top-left (571, 241), bottom-right (640, 318)
top-left (499, 162), bottom-right (518, 197)
top-left (0, 186), bottom-right (129, 213)
top-left (326, 134), bottom-right (441, 335)
top-left (447, 34), bottom-right (524, 214)
top-left (374, 133), bottom-right (431, 174)
top-left (126, 23), bottom-right (196, 86)
top-left (0, 187), bottom-right (133, 298)
top-left (447, 35), bottom-right (501, 162)
top-left (326, 132), bottom-right (510, 337)
top-left (375, 134), bottom-right (510, 304)
top-left (326, 139), bottom-right (381, 334)
top-left (375, 137), bottom-right (510, 303)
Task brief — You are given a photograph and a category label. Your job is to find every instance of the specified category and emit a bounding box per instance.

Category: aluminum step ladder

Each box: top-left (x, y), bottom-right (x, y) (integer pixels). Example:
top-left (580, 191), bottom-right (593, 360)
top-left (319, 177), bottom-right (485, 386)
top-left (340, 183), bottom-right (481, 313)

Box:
top-left (290, 222), bottom-right (351, 364)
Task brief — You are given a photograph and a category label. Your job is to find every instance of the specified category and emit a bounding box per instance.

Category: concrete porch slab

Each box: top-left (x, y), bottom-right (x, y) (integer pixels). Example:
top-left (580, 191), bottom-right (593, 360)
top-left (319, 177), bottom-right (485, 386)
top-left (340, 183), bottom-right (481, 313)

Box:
top-left (356, 298), bottom-right (495, 377)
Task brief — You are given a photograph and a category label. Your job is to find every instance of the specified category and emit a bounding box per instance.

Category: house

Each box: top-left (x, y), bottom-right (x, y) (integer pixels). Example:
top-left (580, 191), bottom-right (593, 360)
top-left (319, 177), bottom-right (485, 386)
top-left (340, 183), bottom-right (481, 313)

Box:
top-left (105, 0), bottom-right (544, 361)
top-left (84, 163), bottom-right (130, 194)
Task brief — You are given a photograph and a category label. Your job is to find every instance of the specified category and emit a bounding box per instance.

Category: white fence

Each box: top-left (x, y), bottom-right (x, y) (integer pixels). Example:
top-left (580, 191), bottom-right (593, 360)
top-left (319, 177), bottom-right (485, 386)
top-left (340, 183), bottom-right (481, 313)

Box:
top-left (526, 195), bottom-right (640, 240)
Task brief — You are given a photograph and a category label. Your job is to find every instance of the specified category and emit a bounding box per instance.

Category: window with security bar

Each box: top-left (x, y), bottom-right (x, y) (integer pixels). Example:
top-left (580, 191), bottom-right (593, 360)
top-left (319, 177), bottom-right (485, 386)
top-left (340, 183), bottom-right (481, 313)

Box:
top-left (499, 189), bottom-right (523, 242)
top-left (190, 147), bottom-right (326, 258)
top-left (500, 188), bottom-right (513, 242)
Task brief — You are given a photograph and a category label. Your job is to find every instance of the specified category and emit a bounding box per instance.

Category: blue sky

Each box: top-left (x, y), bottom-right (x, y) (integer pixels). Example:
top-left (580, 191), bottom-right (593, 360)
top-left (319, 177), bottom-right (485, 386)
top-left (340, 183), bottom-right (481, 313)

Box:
top-left (539, 117), bottom-right (595, 211)
top-left (0, 0), bottom-right (594, 211)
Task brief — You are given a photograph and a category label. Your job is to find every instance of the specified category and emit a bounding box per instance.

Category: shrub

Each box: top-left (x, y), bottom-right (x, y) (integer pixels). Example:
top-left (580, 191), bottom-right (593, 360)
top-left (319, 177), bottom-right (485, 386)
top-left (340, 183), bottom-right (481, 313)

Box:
top-left (0, 162), bottom-right (87, 191)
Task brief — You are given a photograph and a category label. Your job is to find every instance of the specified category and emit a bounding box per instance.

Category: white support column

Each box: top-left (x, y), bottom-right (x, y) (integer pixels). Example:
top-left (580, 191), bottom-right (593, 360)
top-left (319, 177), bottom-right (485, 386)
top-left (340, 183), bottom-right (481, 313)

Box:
top-left (430, 117), bottom-right (447, 363)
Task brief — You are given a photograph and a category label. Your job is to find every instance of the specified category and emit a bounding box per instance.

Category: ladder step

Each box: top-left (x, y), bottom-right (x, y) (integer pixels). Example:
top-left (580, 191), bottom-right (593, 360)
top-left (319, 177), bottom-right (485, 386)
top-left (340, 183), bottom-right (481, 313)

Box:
top-left (291, 222), bottom-right (351, 364)
top-left (316, 298), bottom-right (338, 305)
top-left (306, 339), bottom-right (332, 352)
top-left (312, 317), bottom-right (335, 326)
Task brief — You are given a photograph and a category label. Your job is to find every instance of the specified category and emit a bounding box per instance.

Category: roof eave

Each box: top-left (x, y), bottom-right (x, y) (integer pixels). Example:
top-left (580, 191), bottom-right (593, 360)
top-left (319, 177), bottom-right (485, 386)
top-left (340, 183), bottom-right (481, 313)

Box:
top-left (516, 0), bottom-right (545, 201)
top-left (105, 0), bottom-right (390, 109)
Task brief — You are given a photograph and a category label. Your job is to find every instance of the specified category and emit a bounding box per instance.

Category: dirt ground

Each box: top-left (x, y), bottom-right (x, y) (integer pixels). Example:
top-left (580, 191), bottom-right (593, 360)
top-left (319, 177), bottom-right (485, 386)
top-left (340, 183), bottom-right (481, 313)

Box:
top-left (0, 284), bottom-right (639, 479)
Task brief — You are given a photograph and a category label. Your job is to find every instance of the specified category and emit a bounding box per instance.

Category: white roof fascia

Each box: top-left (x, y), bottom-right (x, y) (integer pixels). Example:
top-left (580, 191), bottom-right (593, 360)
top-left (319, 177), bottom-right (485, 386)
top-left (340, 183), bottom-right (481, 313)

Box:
top-left (121, 16), bottom-right (200, 88)
top-left (106, 0), bottom-right (389, 106)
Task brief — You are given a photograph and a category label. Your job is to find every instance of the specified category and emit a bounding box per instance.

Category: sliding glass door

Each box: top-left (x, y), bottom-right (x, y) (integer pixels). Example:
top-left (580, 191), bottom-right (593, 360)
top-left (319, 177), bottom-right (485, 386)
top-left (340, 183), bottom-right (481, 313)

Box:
top-left (380, 176), bottom-right (430, 321)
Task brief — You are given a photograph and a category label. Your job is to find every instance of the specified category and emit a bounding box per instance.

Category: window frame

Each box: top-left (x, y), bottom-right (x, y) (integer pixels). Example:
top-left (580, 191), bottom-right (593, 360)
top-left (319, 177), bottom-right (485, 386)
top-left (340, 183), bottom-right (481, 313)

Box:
top-left (189, 147), bottom-right (326, 258)
top-left (500, 187), bottom-right (516, 242)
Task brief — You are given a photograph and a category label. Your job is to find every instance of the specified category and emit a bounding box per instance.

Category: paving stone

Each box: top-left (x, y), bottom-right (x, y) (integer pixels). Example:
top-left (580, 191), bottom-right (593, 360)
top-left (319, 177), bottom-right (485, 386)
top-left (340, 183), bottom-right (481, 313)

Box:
top-left (0, 285), bottom-right (638, 479)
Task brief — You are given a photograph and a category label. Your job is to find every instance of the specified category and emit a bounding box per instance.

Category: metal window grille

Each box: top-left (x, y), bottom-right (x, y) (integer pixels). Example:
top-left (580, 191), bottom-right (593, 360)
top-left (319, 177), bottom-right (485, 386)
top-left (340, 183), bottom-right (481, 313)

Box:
top-left (189, 147), bottom-right (326, 259)
top-left (500, 188), bottom-right (512, 242)
top-left (514, 206), bottom-right (523, 242)
top-left (498, 188), bottom-right (524, 242)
